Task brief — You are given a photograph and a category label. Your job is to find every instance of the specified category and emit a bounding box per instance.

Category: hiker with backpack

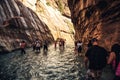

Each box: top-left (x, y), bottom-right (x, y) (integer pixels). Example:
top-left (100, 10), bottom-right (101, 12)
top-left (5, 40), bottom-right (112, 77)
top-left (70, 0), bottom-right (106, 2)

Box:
top-left (20, 40), bottom-right (26, 54)
top-left (43, 40), bottom-right (48, 52)
top-left (59, 38), bottom-right (65, 51)
top-left (76, 40), bottom-right (83, 56)
top-left (35, 39), bottom-right (41, 53)
top-left (84, 38), bottom-right (108, 79)
top-left (32, 40), bottom-right (36, 51)
top-left (107, 44), bottom-right (120, 80)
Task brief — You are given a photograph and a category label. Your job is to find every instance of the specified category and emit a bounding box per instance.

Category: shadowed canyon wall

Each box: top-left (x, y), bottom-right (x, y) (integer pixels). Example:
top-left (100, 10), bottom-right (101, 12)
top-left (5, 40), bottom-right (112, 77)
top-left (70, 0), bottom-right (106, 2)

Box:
top-left (0, 0), bottom-right (54, 50)
top-left (68, 0), bottom-right (120, 50)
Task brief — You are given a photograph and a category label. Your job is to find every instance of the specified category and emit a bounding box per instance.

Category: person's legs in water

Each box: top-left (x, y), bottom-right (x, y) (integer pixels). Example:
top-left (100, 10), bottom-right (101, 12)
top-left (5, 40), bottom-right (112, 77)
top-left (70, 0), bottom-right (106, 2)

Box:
top-left (78, 46), bottom-right (82, 56)
top-left (86, 69), bottom-right (102, 80)
top-left (35, 47), bottom-right (38, 52)
top-left (33, 45), bottom-right (36, 51)
top-left (21, 48), bottom-right (26, 54)
top-left (43, 45), bottom-right (48, 51)
top-left (23, 49), bottom-right (26, 54)
top-left (36, 47), bottom-right (40, 53)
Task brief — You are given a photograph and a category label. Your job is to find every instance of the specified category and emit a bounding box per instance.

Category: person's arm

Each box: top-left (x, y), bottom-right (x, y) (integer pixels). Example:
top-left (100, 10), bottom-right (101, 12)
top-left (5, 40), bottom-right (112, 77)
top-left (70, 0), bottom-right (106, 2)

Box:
top-left (107, 52), bottom-right (115, 64)
top-left (84, 49), bottom-right (90, 69)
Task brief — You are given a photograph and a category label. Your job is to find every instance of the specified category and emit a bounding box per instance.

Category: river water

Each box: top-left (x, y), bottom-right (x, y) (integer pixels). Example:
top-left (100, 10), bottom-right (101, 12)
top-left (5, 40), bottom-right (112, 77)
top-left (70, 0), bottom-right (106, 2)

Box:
top-left (0, 44), bottom-right (114, 80)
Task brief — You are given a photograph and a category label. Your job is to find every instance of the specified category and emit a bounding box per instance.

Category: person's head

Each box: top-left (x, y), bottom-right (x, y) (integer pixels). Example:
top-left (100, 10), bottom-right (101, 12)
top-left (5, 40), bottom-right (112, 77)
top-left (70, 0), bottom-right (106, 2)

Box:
top-left (91, 38), bottom-right (98, 45)
top-left (36, 38), bottom-right (39, 41)
top-left (22, 40), bottom-right (25, 43)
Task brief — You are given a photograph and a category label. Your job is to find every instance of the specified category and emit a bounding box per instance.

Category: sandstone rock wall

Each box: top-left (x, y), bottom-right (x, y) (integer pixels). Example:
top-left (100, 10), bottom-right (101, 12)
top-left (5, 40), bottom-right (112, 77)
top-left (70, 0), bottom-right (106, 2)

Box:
top-left (68, 0), bottom-right (120, 50)
top-left (0, 0), bottom-right (54, 50)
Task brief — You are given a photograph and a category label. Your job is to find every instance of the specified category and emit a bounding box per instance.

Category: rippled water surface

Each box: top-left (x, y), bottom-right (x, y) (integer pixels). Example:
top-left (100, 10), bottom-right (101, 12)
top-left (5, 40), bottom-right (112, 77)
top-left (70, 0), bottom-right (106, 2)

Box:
top-left (0, 44), bottom-right (114, 80)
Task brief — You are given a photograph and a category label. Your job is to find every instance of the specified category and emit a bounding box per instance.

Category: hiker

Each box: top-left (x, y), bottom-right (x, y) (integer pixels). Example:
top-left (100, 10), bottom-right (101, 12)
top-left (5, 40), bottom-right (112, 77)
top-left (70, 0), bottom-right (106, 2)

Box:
top-left (35, 39), bottom-right (41, 53)
top-left (87, 40), bottom-right (92, 49)
top-left (20, 40), bottom-right (26, 54)
top-left (84, 38), bottom-right (108, 79)
top-left (76, 40), bottom-right (82, 56)
top-left (59, 38), bottom-right (65, 51)
top-left (54, 40), bottom-right (57, 50)
top-left (74, 40), bottom-right (78, 54)
top-left (107, 44), bottom-right (120, 80)
top-left (32, 40), bottom-right (36, 51)
top-left (43, 40), bottom-right (48, 52)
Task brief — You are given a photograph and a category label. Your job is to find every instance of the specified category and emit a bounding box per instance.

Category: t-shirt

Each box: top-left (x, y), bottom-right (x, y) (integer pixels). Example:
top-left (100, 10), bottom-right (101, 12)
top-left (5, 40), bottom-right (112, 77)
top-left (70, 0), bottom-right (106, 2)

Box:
top-left (35, 41), bottom-right (41, 47)
top-left (85, 45), bottom-right (108, 70)
top-left (77, 42), bottom-right (82, 47)
top-left (20, 42), bottom-right (26, 48)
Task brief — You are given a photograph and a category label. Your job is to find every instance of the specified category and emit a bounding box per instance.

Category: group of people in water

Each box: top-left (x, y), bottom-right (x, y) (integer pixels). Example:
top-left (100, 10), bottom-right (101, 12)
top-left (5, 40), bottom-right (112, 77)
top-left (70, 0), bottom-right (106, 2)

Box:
top-left (54, 38), bottom-right (65, 51)
top-left (19, 39), bottom-right (49, 54)
top-left (19, 38), bottom-right (65, 54)
top-left (19, 37), bottom-right (120, 80)
top-left (32, 39), bottom-right (48, 53)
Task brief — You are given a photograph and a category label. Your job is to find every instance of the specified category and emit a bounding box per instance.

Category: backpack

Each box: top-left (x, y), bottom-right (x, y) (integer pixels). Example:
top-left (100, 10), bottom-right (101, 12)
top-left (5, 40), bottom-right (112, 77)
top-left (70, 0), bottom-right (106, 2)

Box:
top-left (35, 41), bottom-right (41, 47)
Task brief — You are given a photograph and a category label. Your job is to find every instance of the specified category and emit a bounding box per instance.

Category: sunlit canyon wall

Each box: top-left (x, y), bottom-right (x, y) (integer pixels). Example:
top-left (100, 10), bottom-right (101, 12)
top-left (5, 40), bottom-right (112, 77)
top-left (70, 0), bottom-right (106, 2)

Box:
top-left (0, 0), bottom-right (54, 50)
top-left (0, 0), bottom-right (74, 51)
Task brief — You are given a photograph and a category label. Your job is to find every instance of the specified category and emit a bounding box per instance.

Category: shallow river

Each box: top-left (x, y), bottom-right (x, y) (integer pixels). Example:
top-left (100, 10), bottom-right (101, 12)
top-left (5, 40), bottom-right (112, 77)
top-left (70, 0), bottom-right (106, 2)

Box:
top-left (0, 44), bottom-right (114, 80)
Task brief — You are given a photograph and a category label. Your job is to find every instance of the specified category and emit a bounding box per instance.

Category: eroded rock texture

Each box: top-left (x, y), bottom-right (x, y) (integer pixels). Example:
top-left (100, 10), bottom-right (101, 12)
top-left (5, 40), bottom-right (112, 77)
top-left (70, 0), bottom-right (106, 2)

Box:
top-left (0, 0), bottom-right (54, 50)
top-left (68, 0), bottom-right (120, 50)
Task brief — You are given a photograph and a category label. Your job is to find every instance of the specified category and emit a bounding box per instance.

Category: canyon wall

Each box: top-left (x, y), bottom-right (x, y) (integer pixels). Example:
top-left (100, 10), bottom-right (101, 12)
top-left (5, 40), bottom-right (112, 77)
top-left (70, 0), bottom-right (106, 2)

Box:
top-left (0, 0), bottom-right (74, 52)
top-left (0, 0), bottom-right (54, 50)
top-left (68, 0), bottom-right (120, 50)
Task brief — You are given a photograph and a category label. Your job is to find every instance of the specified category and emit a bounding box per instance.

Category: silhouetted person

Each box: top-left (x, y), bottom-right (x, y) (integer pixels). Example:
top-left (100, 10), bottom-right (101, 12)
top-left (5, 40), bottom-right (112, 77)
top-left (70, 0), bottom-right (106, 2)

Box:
top-left (35, 39), bottom-right (41, 53)
top-left (54, 40), bottom-right (57, 50)
top-left (84, 38), bottom-right (108, 79)
top-left (74, 40), bottom-right (78, 54)
top-left (32, 40), bottom-right (36, 51)
top-left (76, 40), bottom-right (82, 56)
top-left (87, 40), bottom-right (92, 49)
top-left (43, 40), bottom-right (48, 52)
top-left (59, 38), bottom-right (65, 51)
top-left (20, 40), bottom-right (26, 54)
top-left (107, 44), bottom-right (120, 80)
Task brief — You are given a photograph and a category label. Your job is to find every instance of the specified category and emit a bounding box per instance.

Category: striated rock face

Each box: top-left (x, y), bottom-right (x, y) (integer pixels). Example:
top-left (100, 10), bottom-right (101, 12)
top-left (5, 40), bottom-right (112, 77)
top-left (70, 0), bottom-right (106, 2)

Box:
top-left (0, 0), bottom-right (74, 51)
top-left (20, 0), bottom-right (74, 44)
top-left (0, 0), bottom-right (54, 50)
top-left (68, 0), bottom-right (120, 50)
top-left (45, 0), bottom-right (71, 17)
